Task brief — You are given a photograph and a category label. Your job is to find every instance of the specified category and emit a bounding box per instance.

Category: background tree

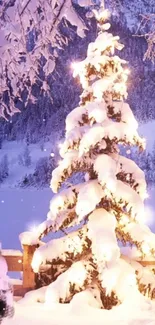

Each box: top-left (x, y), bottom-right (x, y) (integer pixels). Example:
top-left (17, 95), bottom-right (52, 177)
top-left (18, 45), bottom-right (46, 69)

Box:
top-left (0, 0), bottom-right (95, 118)
top-left (0, 154), bottom-right (9, 182)
top-left (20, 8), bottom-right (155, 309)
top-left (23, 145), bottom-right (31, 167)
top-left (137, 13), bottom-right (155, 62)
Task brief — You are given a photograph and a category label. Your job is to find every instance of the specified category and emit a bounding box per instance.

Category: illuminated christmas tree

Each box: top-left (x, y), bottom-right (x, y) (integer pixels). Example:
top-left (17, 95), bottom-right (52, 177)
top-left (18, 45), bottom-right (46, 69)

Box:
top-left (23, 8), bottom-right (155, 309)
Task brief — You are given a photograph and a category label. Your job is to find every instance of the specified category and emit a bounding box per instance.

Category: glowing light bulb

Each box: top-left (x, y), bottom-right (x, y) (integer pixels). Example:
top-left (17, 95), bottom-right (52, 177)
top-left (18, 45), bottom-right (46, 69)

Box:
top-left (141, 242), bottom-right (150, 255)
top-left (27, 221), bottom-right (40, 234)
top-left (125, 69), bottom-right (130, 75)
top-left (120, 215), bottom-right (129, 225)
top-left (144, 192), bottom-right (149, 199)
top-left (71, 61), bottom-right (78, 70)
top-left (71, 61), bottom-right (80, 77)
top-left (29, 224), bottom-right (38, 233)
top-left (142, 138), bottom-right (146, 149)
top-left (51, 152), bottom-right (55, 157)
top-left (93, 8), bottom-right (110, 22)
top-left (58, 142), bottom-right (63, 149)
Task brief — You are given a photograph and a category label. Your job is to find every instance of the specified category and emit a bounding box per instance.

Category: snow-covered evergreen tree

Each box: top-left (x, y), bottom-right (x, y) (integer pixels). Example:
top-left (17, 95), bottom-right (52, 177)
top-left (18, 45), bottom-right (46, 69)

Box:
top-left (21, 8), bottom-right (155, 309)
top-left (0, 154), bottom-right (9, 182)
top-left (23, 145), bottom-right (31, 167)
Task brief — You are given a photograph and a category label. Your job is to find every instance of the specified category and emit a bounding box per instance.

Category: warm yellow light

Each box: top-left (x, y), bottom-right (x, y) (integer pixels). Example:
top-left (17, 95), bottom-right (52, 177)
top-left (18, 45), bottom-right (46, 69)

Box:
top-left (119, 215), bottom-right (129, 225)
top-left (93, 8), bottom-right (110, 22)
top-left (124, 69), bottom-right (130, 75)
top-left (29, 224), bottom-right (38, 233)
top-left (58, 142), bottom-right (63, 149)
top-left (141, 242), bottom-right (150, 255)
top-left (71, 61), bottom-right (78, 69)
top-left (71, 62), bottom-right (80, 77)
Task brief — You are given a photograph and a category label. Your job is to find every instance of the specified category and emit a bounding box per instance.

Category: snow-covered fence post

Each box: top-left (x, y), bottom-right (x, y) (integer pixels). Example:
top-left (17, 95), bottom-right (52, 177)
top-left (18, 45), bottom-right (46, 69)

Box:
top-left (23, 245), bottom-right (37, 292)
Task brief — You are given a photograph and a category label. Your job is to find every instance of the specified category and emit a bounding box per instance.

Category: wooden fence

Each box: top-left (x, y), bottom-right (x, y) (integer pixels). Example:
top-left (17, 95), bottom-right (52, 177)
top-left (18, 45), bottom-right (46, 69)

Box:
top-left (2, 246), bottom-right (155, 297)
top-left (2, 245), bottom-right (37, 297)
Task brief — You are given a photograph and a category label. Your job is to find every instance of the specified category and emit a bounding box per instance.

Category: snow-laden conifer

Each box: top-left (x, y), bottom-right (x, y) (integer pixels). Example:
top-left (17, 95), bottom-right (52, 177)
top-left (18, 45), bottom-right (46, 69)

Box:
top-left (21, 8), bottom-right (155, 309)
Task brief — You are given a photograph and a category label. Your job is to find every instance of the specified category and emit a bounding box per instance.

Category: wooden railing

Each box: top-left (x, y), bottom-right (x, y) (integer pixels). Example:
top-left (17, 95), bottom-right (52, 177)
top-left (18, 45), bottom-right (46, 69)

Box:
top-left (2, 246), bottom-right (155, 297)
top-left (2, 245), bottom-right (37, 297)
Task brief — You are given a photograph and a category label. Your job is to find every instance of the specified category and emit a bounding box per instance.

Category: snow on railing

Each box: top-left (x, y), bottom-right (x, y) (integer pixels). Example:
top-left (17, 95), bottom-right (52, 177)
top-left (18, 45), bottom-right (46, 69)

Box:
top-left (2, 245), bottom-right (155, 297)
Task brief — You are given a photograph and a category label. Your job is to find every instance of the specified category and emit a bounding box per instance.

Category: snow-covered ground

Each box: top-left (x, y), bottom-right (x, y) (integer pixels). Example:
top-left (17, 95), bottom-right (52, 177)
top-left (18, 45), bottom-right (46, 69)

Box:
top-left (3, 297), bottom-right (155, 325)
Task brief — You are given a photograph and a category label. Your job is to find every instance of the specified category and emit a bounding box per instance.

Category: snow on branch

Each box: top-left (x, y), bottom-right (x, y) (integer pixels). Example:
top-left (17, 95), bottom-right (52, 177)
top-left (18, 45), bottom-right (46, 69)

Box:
top-left (31, 226), bottom-right (90, 273)
top-left (120, 222), bottom-right (155, 257)
top-left (0, 0), bottom-right (90, 118)
top-left (99, 258), bottom-right (138, 301)
top-left (66, 100), bottom-right (138, 135)
top-left (76, 180), bottom-right (104, 220)
top-left (78, 121), bottom-right (145, 156)
top-left (45, 260), bottom-right (95, 304)
top-left (49, 177), bottom-right (145, 231)
top-left (60, 120), bottom-right (145, 158)
top-left (88, 209), bottom-right (120, 271)
top-left (106, 180), bottom-right (145, 223)
top-left (51, 146), bottom-right (146, 200)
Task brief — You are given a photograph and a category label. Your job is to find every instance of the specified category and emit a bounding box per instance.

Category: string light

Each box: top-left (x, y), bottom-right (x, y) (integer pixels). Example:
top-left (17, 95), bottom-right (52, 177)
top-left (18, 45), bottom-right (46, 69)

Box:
top-left (28, 223), bottom-right (39, 234)
top-left (141, 242), bottom-right (150, 255)
top-left (71, 61), bottom-right (78, 70)
top-left (58, 142), bottom-right (63, 149)
top-left (71, 61), bottom-right (80, 77)
top-left (124, 69), bottom-right (130, 75)
top-left (93, 8), bottom-right (110, 22)
top-left (144, 192), bottom-right (149, 199)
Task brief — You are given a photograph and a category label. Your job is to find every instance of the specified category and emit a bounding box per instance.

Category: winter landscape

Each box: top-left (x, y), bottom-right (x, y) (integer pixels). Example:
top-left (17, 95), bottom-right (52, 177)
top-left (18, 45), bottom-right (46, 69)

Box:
top-left (0, 0), bottom-right (155, 324)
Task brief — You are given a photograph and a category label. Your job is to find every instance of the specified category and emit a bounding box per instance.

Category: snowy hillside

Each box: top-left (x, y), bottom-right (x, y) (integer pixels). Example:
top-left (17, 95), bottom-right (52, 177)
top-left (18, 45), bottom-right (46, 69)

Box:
top-left (0, 120), bottom-right (154, 189)
top-left (0, 141), bottom-right (56, 189)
